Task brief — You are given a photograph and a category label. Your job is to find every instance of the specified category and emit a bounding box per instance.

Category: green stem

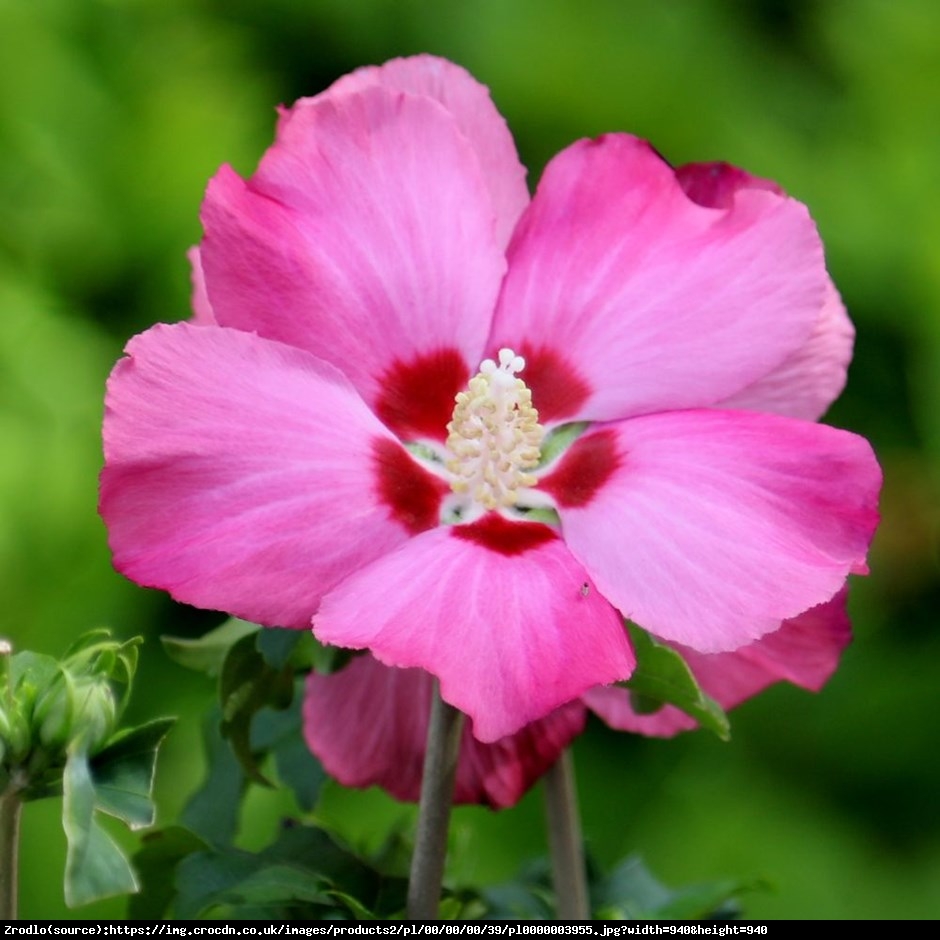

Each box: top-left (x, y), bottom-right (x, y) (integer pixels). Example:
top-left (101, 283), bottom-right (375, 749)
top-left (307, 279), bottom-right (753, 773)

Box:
top-left (0, 787), bottom-right (22, 920)
top-left (407, 682), bottom-right (465, 919)
top-left (544, 749), bottom-right (590, 919)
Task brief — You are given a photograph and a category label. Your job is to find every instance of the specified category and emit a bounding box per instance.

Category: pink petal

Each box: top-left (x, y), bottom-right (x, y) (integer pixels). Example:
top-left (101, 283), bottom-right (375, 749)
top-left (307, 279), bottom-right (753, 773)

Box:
top-left (543, 411), bottom-right (880, 652)
top-left (312, 515), bottom-right (635, 742)
top-left (303, 656), bottom-right (586, 809)
top-left (100, 322), bottom-right (443, 627)
top-left (676, 162), bottom-right (854, 421)
top-left (186, 247), bottom-right (216, 325)
top-left (716, 282), bottom-right (854, 420)
top-left (315, 54), bottom-right (529, 250)
top-left (489, 135), bottom-right (826, 424)
top-left (199, 85), bottom-right (506, 440)
top-left (585, 588), bottom-right (851, 737)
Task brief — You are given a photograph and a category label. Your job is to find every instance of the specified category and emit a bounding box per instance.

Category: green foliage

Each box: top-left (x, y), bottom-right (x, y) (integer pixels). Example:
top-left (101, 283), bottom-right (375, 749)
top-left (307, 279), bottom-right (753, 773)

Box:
top-left (90, 719), bottom-right (176, 830)
top-left (1, 632), bottom-right (173, 907)
top-left (619, 624), bottom-right (730, 741)
top-left (591, 855), bottom-right (761, 920)
top-left (162, 619), bottom-right (260, 679)
top-left (134, 820), bottom-right (408, 920)
top-left (477, 855), bottom-right (756, 920)
top-left (63, 749), bottom-right (139, 907)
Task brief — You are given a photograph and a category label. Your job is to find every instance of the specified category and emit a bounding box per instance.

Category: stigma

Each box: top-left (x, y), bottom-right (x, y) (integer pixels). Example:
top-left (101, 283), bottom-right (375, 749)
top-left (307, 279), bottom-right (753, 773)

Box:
top-left (445, 348), bottom-right (544, 511)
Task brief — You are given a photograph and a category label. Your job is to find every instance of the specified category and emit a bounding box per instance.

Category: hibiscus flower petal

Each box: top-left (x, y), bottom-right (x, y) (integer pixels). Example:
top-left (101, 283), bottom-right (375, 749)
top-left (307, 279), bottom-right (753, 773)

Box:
top-left (303, 656), bottom-right (586, 809)
top-left (199, 85), bottom-right (505, 440)
top-left (100, 322), bottom-right (442, 627)
top-left (541, 411), bottom-right (879, 652)
top-left (186, 246), bottom-right (216, 325)
top-left (717, 281), bottom-right (853, 420)
top-left (676, 162), bottom-right (854, 421)
top-left (584, 588), bottom-right (851, 737)
top-left (489, 134), bottom-right (826, 423)
top-left (312, 515), bottom-right (635, 742)
top-left (315, 53), bottom-right (529, 250)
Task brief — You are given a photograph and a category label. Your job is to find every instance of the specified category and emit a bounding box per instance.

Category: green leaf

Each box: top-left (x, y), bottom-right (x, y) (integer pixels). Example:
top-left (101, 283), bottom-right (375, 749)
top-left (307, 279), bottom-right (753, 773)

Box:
top-left (171, 821), bottom-right (407, 921)
top-left (129, 826), bottom-right (210, 919)
top-left (481, 860), bottom-right (556, 919)
top-left (181, 709), bottom-right (246, 846)
top-left (219, 633), bottom-right (293, 785)
top-left (162, 618), bottom-right (259, 678)
top-left (258, 627), bottom-right (342, 674)
top-left (620, 623), bottom-right (731, 741)
top-left (593, 854), bottom-right (670, 918)
top-left (174, 847), bottom-right (263, 920)
top-left (655, 878), bottom-right (760, 919)
top-left (252, 689), bottom-right (326, 812)
top-left (327, 889), bottom-right (377, 919)
top-left (90, 717), bottom-right (175, 829)
top-left (62, 749), bottom-right (138, 906)
top-left (215, 864), bottom-right (334, 907)
top-left (592, 854), bottom-right (762, 919)
top-left (256, 627), bottom-right (303, 669)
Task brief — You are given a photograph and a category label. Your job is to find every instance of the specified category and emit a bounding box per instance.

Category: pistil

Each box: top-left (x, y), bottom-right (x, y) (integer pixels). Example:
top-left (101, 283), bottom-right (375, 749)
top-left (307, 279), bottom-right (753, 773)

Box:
top-left (445, 349), bottom-right (544, 511)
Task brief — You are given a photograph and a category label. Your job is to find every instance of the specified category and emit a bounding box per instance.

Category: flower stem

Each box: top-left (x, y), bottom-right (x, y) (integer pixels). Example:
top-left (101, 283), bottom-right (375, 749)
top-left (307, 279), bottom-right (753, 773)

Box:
top-left (544, 748), bottom-right (590, 919)
top-left (407, 682), bottom-right (465, 919)
top-left (0, 787), bottom-right (22, 920)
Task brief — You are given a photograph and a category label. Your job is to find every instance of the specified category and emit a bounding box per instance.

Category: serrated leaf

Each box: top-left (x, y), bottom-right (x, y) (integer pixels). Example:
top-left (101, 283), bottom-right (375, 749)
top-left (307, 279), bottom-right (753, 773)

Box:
top-left (128, 826), bottom-right (210, 919)
top-left (90, 717), bottom-right (174, 829)
top-left (62, 750), bottom-right (139, 906)
top-left (621, 623), bottom-right (730, 740)
top-left (181, 709), bottom-right (246, 846)
top-left (162, 619), bottom-right (259, 678)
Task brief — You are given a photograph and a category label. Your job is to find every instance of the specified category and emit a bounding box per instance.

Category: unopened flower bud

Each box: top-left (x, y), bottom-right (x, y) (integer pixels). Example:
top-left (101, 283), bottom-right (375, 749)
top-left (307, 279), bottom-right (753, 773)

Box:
top-left (71, 678), bottom-right (117, 753)
top-left (33, 671), bottom-right (76, 751)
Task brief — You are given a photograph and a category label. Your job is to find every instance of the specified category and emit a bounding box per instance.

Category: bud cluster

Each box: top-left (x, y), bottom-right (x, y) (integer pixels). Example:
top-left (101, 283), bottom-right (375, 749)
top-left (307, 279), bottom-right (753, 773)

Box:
top-left (0, 631), bottom-right (140, 798)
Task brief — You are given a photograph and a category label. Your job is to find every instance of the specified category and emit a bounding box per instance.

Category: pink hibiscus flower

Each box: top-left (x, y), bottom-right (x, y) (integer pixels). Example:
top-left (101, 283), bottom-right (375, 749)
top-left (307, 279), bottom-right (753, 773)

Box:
top-left (100, 55), bottom-right (880, 744)
top-left (302, 656), bottom-right (587, 810)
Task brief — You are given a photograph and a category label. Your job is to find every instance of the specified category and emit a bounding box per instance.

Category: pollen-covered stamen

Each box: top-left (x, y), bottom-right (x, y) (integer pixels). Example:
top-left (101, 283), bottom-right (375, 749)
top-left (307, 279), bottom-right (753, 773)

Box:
top-left (446, 348), bottom-right (545, 511)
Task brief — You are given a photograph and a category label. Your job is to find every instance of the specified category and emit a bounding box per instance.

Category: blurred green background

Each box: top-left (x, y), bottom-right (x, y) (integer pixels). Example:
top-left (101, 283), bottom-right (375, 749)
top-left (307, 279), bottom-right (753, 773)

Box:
top-left (2, 0), bottom-right (938, 921)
